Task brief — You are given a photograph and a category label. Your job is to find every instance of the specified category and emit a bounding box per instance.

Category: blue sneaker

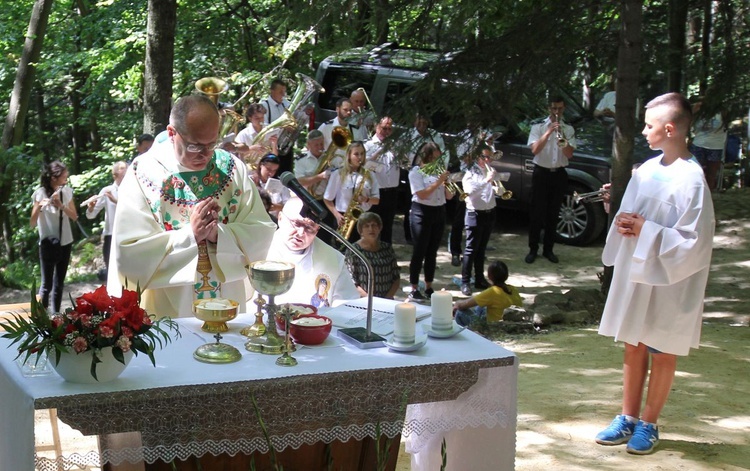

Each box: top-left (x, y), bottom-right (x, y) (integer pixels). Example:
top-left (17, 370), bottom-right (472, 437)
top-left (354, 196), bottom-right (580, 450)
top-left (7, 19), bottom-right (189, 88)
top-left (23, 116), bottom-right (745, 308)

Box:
top-left (595, 415), bottom-right (636, 445)
top-left (626, 421), bottom-right (659, 455)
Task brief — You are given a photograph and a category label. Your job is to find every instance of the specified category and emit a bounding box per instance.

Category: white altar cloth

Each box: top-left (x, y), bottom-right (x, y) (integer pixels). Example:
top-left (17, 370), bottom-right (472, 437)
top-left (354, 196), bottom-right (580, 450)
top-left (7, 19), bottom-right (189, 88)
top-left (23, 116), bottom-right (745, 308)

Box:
top-left (0, 309), bottom-right (517, 471)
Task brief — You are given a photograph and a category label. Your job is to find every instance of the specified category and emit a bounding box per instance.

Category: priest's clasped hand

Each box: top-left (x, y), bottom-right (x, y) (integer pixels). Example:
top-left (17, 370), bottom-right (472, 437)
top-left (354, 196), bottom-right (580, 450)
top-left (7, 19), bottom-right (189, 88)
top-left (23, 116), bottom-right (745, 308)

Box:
top-left (191, 198), bottom-right (220, 244)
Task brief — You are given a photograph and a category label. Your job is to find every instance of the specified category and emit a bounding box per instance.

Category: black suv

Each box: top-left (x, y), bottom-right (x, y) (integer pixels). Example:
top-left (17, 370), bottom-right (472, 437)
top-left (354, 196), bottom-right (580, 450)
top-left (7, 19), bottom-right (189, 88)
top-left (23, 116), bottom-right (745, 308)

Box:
top-left (313, 43), bottom-right (654, 245)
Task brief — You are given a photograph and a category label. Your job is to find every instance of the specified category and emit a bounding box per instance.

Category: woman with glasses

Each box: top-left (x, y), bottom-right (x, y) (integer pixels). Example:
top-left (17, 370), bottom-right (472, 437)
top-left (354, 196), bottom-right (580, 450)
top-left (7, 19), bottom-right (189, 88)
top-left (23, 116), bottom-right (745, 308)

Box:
top-left (323, 141), bottom-right (380, 242)
top-left (408, 142), bottom-right (455, 300)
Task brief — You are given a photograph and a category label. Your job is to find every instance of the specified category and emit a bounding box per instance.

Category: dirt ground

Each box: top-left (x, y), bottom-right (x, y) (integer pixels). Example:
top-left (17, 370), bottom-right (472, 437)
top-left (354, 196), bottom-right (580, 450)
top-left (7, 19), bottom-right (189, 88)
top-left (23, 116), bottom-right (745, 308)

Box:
top-left (4, 188), bottom-right (749, 470)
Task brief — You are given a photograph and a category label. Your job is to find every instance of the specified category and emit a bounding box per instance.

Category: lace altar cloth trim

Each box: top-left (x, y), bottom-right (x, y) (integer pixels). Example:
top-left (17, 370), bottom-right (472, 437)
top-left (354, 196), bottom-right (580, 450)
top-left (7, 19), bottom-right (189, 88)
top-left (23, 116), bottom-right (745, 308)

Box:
top-left (34, 358), bottom-right (513, 466)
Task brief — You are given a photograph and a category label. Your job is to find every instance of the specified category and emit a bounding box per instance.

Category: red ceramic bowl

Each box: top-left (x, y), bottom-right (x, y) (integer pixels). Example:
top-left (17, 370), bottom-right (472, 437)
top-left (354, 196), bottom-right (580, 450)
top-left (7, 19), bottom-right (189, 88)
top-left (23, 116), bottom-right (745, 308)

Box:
top-left (288, 314), bottom-right (332, 345)
top-left (275, 303), bottom-right (318, 331)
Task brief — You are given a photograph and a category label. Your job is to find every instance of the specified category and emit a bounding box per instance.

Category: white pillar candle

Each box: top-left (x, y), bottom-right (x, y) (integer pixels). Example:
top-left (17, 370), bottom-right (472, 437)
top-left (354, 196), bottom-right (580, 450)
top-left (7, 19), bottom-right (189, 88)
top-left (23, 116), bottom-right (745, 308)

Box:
top-left (431, 290), bottom-right (454, 332)
top-left (393, 303), bottom-right (417, 345)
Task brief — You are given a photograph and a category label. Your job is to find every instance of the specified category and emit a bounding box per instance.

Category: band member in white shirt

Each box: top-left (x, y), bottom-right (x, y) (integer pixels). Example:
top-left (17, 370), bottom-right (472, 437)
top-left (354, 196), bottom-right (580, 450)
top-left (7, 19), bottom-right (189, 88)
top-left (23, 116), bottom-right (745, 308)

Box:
top-left (349, 88), bottom-right (375, 139)
top-left (525, 96), bottom-right (576, 264)
top-left (460, 146), bottom-right (497, 296)
top-left (364, 116), bottom-right (398, 243)
top-left (294, 130), bottom-right (340, 245)
top-left (260, 79), bottom-right (290, 125)
top-left (407, 142), bottom-right (455, 300)
top-left (324, 141), bottom-right (380, 242)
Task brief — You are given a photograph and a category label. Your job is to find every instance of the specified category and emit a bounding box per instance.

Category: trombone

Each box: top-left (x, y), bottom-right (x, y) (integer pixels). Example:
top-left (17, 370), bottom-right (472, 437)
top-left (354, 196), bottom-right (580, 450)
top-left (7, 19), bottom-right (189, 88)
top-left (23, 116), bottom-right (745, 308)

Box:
top-left (310, 126), bottom-right (353, 198)
top-left (348, 87), bottom-right (378, 136)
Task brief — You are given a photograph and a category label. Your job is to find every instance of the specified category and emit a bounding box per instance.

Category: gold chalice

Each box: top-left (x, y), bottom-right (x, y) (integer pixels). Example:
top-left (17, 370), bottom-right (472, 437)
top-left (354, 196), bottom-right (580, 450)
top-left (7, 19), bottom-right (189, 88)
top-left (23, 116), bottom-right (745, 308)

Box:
top-left (244, 260), bottom-right (296, 356)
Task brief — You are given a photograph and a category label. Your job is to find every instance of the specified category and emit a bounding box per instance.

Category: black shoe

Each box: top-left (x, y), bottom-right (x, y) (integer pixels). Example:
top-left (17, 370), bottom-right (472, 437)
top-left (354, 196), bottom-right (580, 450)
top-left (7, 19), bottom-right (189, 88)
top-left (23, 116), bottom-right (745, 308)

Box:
top-left (543, 251), bottom-right (559, 263)
top-left (525, 252), bottom-right (537, 264)
top-left (474, 278), bottom-right (491, 289)
top-left (425, 287), bottom-right (435, 297)
top-left (409, 290), bottom-right (425, 300)
top-left (451, 254), bottom-right (461, 267)
top-left (461, 284), bottom-right (473, 296)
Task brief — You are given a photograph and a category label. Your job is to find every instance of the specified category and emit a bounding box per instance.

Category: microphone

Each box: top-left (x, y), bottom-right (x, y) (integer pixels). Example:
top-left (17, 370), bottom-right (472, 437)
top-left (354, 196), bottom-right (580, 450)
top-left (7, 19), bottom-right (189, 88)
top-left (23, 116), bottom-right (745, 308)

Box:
top-left (279, 171), bottom-right (328, 222)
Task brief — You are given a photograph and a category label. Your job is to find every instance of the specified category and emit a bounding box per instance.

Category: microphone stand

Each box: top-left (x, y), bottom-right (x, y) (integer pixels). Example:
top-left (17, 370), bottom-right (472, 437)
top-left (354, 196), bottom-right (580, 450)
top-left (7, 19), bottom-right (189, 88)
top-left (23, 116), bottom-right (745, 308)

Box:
top-left (317, 221), bottom-right (385, 349)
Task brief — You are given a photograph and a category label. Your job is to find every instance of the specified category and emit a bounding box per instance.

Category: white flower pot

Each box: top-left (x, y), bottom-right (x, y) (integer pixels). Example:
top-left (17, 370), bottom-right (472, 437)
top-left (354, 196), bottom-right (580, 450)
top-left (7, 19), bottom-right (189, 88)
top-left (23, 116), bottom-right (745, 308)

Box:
top-left (51, 348), bottom-right (134, 383)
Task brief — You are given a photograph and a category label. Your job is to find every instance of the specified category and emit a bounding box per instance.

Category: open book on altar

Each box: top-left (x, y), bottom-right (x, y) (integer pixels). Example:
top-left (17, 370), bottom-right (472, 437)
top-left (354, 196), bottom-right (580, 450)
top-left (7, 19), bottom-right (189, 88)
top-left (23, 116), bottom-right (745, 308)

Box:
top-left (322, 297), bottom-right (432, 336)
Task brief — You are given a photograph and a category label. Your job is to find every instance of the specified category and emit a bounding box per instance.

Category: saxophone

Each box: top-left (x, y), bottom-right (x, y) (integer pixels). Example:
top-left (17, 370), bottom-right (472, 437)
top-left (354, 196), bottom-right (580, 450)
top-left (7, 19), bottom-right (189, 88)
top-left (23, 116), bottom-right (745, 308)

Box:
top-left (338, 168), bottom-right (370, 239)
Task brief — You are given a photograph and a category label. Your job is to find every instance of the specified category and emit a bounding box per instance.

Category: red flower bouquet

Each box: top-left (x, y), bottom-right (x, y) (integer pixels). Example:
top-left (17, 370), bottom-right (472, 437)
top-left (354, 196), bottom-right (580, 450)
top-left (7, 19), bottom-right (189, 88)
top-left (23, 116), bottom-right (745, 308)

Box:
top-left (1, 284), bottom-right (180, 380)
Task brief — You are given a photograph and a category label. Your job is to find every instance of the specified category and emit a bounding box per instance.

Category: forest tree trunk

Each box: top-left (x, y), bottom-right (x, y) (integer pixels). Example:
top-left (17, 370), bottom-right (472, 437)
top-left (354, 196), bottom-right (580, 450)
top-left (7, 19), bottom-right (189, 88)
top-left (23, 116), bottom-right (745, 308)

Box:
top-left (0, 0), bottom-right (55, 262)
top-left (143, 0), bottom-right (177, 136)
top-left (602, 0), bottom-right (643, 295)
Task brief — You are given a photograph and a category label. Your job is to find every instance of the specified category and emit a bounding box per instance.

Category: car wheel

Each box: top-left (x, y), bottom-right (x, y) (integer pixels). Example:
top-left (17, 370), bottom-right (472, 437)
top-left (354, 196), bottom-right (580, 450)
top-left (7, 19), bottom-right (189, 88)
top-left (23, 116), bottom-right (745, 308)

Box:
top-left (556, 185), bottom-right (607, 246)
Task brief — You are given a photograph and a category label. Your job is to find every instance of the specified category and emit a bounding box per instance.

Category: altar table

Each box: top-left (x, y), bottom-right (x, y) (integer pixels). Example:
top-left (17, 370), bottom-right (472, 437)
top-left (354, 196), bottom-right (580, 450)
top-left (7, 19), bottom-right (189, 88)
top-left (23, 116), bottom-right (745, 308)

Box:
top-left (0, 312), bottom-right (517, 470)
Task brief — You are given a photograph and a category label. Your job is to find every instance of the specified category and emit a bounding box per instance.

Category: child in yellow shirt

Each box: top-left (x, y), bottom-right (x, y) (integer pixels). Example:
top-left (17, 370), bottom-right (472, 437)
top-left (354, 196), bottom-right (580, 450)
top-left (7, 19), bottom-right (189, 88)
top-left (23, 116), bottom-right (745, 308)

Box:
top-left (453, 260), bottom-right (522, 326)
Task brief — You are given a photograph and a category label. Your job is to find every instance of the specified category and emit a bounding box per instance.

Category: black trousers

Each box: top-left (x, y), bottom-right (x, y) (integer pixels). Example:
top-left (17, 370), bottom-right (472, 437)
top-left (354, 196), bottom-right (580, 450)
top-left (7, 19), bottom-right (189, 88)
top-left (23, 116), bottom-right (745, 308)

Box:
top-left (462, 208), bottom-right (495, 284)
top-left (449, 198), bottom-right (466, 256)
top-left (528, 165), bottom-right (567, 253)
top-left (371, 187), bottom-right (398, 244)
top-left (39, 241), bottom-right (73, 313)
top-left (409, 202), bottom-right (445, 285)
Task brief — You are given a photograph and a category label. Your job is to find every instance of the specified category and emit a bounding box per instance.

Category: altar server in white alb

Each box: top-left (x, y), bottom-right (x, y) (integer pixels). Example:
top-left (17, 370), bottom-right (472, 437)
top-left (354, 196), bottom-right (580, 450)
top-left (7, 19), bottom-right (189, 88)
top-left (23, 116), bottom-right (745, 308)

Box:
top-left (595, 92), bottom-right (715, 455)
top-left (109, 95), bottom-right (276, 318)
top-left (265, 197), bottom-right (360, 308)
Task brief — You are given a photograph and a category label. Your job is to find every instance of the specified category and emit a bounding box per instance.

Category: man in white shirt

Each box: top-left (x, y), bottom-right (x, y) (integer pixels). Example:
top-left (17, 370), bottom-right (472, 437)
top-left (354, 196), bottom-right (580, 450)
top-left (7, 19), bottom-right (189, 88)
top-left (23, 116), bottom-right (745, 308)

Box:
top-left (318, 98), bottom-right (358, 154)
top-left (525, 96), bottom-right (576, 264)
top-left (294, 130), bottom-right (340, 246)
top-left (260, 79), bottom-right (290, 125)
top-left (403, 114), bottom-right (447, 167)
top-left (86, 161), bottom-right (128, 281)
top-left (265, 197), bottom-right (360, 307)
top-left (365, 116), bottom-right (399, 243)
top-left (349, 88), bottom-right (375, 139)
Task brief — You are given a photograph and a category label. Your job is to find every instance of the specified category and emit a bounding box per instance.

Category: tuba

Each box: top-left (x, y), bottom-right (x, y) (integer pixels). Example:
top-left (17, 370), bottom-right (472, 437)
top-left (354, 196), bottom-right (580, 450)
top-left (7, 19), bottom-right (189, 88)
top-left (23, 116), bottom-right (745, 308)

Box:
top-left (253, 74), bottom-right (324, 154)
top-left (310, 126), bottom-right (352, 198)
top-left (277, 74), bottom-right (325, 154)
top-left (338, 168), bottom-right (370, 240)
top-left (195, 77), bottom-right (245, 140)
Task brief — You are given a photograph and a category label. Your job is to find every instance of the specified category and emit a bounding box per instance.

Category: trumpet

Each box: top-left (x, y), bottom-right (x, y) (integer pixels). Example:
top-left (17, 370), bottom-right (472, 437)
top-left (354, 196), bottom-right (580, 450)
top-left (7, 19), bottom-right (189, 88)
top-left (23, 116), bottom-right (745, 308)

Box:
top-left (573, 188), bottom-right (608, 204)
top-left (484, 163), bottom-right (513, 200)
top-left (554, 111), bottom-right (568, 148)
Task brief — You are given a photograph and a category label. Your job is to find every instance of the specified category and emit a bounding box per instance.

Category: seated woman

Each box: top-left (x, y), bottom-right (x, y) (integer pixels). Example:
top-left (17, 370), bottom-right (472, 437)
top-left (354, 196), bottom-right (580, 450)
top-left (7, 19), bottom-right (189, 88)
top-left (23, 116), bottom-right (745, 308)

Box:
top-left (345, 212), bottom-right (401, 299)
top-left (453, 260), bottom-right (522, 327)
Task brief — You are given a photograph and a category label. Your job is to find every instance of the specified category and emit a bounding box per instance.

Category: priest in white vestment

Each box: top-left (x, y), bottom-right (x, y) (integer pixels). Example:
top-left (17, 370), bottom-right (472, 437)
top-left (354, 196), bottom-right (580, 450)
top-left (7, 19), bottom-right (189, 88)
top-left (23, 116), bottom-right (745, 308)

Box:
top-left (265, 197), bottom-right (360, 307)
top-left (109, 95), bottom-right (276, 318)
top-left (595, 92), bottom-right (715, 455)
